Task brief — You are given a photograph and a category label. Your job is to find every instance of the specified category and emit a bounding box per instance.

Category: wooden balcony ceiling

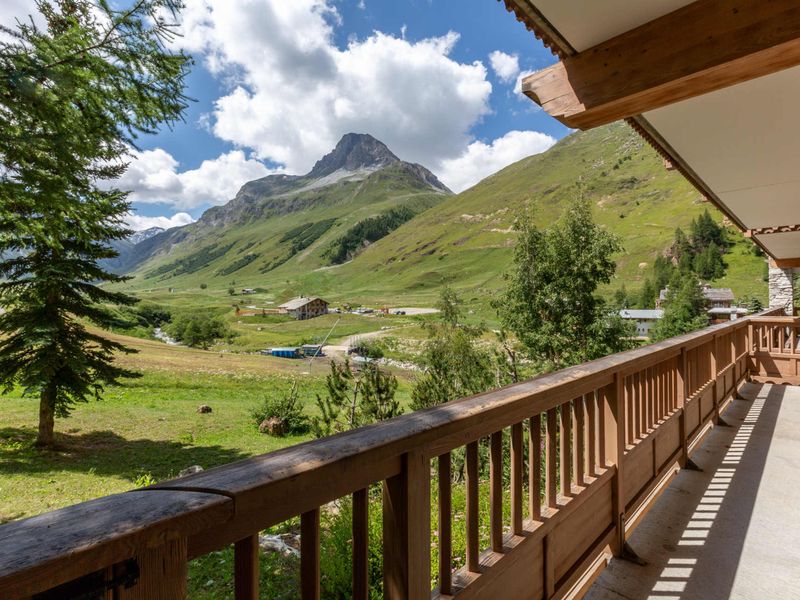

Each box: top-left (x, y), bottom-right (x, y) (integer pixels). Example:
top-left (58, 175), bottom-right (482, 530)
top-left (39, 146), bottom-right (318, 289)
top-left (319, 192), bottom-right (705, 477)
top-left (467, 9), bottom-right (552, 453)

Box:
top-left (508, 0), bottom-right (800, 265)
top-left (586, 382), bottom-right (800, 600)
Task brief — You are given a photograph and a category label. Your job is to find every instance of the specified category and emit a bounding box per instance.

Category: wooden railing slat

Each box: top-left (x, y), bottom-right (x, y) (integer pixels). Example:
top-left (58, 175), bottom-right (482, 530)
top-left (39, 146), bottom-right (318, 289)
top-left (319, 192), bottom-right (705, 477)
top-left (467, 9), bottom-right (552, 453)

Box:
top-left (437, 454), bottom-right (452, 595)
top-left (546, 409), bottom-right (558, 508)
top-left (300, 509), bottom-right (320, 600)
top-left (466, 441), bottom-right (480, 572)
top-left (529, 414), bottom-right (542, 520)
top-left (490, 431), bottom-right (504, 552)
top-left (510, 423), bottom-right (523, 535)
top-left (560, 402), bottom-right (572, 497)
top-left (585, 392), bottom-right (596, 478)
top-left (574, 396), bottom-right (585, 486)
top-left (234, 534), bottom-right (259, 600)
top-left (352, 488), bottom-right (369, 600)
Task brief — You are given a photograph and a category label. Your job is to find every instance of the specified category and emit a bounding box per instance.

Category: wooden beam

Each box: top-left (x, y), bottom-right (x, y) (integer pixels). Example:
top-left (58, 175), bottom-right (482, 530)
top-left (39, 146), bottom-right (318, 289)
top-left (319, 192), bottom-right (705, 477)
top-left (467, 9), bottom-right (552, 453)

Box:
top-left (772, 257), bottom-right (800, 268)
top-left (521, 0), bottom-right (800, 129)
top-left (745, 224), bottom-right (800, 237)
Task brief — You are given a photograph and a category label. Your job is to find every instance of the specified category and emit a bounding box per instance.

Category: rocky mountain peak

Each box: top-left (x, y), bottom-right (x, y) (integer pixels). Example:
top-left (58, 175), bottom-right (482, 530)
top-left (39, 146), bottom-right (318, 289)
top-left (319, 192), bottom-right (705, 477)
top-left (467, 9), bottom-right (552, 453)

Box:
top-left (307, 133), bottom-right (400, 179)
top-left (129, 227), bottom-right (165, 245)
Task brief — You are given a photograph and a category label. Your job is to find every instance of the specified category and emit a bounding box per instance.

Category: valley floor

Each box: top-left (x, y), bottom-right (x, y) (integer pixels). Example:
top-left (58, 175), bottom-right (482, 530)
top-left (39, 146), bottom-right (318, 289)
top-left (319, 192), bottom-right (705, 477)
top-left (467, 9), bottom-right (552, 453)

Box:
top-left (0, 338), bottom-right (416, 523)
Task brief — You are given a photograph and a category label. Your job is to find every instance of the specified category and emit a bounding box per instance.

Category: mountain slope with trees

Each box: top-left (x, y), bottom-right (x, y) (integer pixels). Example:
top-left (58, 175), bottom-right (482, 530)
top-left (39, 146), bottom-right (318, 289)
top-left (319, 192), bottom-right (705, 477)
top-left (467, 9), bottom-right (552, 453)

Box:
top-left (259, 122), bottom-right (765, 311)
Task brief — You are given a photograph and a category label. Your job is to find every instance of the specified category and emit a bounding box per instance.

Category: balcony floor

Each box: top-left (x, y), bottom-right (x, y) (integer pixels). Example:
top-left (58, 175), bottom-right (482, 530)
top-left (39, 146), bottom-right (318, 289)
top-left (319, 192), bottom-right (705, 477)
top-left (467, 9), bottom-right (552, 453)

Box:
top-left (586, 382), bottom-right (800, 600)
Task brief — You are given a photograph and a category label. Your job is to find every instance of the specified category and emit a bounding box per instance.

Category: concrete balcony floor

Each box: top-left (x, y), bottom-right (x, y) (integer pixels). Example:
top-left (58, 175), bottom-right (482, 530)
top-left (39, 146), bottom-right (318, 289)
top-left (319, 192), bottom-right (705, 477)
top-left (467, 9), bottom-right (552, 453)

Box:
top-left (586, 383), bottom-right (800, 600)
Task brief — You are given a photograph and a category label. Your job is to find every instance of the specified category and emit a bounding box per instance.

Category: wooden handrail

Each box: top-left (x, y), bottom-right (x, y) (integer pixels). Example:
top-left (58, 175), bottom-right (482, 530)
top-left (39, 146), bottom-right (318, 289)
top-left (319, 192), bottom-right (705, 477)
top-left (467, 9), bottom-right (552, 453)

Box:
top-left (0, 308), bottom-right (786, 599)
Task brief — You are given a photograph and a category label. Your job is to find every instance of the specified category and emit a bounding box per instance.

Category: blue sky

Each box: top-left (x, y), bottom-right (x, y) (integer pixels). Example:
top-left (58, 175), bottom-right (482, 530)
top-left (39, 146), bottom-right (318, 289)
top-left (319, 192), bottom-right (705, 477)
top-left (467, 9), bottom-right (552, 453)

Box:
top-left (3, 0), bottom-right (568, 229)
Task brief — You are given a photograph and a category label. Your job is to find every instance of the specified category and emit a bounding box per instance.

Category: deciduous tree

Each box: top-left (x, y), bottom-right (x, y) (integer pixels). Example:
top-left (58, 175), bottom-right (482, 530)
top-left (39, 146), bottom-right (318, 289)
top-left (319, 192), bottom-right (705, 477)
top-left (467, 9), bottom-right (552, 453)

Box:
top-left (496, 200), bottom-right (634, 372)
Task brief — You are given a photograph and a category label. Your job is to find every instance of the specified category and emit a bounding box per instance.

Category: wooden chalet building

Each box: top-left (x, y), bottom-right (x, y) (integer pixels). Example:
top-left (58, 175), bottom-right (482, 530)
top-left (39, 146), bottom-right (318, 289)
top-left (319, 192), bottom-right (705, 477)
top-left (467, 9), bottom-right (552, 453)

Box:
top-left (4, 2), bottom-right (800, 600)
top-left (278, 296), bottom-right (329, 320)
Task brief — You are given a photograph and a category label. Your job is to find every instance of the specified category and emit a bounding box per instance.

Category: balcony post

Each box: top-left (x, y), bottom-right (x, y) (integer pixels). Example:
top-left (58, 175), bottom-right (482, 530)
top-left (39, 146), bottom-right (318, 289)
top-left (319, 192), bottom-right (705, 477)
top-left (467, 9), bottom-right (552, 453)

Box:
top-left (123, 538), bottom-right (187, 599)
top-left (677, 348), bottom-right (689, 467)
top-left (602, 373), bottom-right (626, 554)
top-left (710, 335), bottom-right (721, 425)
top-left (383, 450), bottom-right (431, 600)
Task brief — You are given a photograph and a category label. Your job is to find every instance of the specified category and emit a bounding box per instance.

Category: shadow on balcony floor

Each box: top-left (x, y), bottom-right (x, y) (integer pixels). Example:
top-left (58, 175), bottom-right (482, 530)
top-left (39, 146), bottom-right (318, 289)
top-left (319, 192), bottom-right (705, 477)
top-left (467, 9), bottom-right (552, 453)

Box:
top-left (586, 382), bottom-right (800, 600)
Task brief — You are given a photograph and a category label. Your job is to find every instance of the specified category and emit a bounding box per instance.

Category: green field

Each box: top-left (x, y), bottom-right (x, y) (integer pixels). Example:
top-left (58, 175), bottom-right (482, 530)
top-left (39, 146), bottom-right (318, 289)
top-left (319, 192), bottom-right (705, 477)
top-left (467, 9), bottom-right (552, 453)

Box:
top-left (0, 333), bottom-right (417, 523)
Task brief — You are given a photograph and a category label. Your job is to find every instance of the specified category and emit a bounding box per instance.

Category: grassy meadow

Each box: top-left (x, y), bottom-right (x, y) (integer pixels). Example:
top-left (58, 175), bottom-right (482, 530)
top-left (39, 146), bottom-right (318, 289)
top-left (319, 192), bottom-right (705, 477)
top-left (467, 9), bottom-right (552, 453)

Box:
top-left (0, 332), bottom-right (417, 523)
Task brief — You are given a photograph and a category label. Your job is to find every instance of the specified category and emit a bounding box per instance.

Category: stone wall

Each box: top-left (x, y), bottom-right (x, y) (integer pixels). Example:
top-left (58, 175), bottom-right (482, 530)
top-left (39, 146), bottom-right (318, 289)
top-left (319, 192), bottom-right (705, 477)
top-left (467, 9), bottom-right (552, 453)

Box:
top-left (768, 263), bottom-right (794, 315)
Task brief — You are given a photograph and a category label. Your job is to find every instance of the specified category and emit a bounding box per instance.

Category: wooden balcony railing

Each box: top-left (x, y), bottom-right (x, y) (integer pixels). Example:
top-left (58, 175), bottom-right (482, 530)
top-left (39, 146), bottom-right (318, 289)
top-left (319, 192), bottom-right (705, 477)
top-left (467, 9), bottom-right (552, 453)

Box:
top-left (749, 314), bottom-right (800, 384)
top-left (0, 308), bottom-right (786, 599)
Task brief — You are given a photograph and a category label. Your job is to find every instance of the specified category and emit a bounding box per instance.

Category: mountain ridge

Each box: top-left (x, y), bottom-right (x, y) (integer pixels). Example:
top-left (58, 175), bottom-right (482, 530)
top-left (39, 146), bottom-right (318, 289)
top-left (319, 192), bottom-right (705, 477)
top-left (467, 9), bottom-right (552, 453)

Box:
top-left (115, 133), bottom-right (451, 277)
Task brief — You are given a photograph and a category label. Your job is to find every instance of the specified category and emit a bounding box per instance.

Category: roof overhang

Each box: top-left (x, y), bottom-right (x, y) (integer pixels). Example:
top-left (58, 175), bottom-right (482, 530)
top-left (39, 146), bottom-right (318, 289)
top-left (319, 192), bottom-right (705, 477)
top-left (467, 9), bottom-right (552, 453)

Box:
top-left (503, 0), bottom-right (800, 265)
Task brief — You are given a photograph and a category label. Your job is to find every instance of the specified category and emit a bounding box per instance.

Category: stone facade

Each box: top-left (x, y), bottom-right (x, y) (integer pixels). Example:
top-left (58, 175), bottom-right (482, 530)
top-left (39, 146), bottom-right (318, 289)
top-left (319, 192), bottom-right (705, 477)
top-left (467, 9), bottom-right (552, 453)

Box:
top-left (768, 263), bottom-right (794, 315)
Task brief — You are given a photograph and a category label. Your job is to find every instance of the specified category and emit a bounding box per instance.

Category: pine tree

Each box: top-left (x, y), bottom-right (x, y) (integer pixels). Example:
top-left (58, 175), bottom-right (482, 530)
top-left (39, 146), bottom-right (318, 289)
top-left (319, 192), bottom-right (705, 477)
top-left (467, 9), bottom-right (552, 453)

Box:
top-left (653, 255), bottom-right (675, 293)
top-left (639, 278), bottom-right (656, 309)
top-left (0, 1), bottom-right (191, 447)
top-left (311, 360), bottom-right (402, 438)
top-left (652, 271), bottom-right (709, 341)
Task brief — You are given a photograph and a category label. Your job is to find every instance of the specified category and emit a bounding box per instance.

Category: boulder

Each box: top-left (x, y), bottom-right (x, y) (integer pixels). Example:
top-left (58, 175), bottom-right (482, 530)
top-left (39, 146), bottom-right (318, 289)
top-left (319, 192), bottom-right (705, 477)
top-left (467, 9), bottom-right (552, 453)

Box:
top-left (178, 465), bottom-right (204, 478)
top-left (197, 405), bottom-right (212, 414)
top-left (259, 417), bottom-right (286, 437)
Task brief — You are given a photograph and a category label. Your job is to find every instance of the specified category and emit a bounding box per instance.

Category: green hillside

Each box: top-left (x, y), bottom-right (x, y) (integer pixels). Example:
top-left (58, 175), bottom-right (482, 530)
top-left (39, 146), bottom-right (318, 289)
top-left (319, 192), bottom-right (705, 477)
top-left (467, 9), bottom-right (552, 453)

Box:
top-left (125, 139), bottom-right (449, 288)
top-left (124, 123), bottom-right (766, 315)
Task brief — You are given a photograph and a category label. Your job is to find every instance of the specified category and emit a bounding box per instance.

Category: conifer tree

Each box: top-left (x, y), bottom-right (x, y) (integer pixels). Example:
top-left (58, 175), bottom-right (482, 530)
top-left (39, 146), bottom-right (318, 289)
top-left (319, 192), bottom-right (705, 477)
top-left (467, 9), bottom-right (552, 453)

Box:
top-left (652, 271), bottom-right (709, 341)
top-left (0, 1), bottom-right (191, 447)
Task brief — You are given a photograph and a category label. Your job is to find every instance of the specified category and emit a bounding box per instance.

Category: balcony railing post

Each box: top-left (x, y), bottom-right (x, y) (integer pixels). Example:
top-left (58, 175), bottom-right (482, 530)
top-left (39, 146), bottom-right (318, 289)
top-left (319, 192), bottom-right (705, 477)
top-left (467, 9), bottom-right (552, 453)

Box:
top-left (677, 348), bottom-right (689, 467)
top-left (383, 450), bottom-right (431, 600)
top-left (710, 334), bottom-right (721, 425)
top-left (602, 372), bottom-right (626, 555)
top-left (123, 538), bottom-right (187, 599)
top-left (234, 534), bottom-right (259, 600)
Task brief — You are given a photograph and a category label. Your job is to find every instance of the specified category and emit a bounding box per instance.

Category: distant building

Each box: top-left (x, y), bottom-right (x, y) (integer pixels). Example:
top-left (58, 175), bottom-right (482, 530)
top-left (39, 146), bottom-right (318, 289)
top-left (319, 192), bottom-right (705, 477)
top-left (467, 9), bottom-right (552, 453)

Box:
top-left (656, 285), bottom-right (735, 309)
top-left (619, 309), bottom-right (664, 339)
top-left (279, 296), bottom-right (329, 320)
top-left (241, 288), bottom-right (256, 295)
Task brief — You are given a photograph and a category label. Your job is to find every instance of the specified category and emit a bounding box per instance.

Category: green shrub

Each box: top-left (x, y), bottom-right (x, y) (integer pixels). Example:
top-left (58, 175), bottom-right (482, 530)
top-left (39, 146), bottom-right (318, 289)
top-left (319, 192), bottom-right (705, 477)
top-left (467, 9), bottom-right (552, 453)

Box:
top-left (250, 382), bottom-right (309, 435)
top-left (166, 313), bottom-right (230, 348)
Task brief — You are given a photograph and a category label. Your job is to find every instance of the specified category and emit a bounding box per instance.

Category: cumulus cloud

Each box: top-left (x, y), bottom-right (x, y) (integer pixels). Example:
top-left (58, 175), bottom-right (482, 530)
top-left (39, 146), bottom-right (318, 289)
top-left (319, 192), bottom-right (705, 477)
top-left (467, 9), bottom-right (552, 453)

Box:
top-left (489, 50), bottom-right (520, 83)
top-left (437, 130), bottom-right (556, 193)
top-left (0, 0), bottom-right (41, 28)
top-left (171, 0), bottom-right (493, 175)
top-left (115, 148), bottom-right (274, 209)
top-left (125, 212), bottom-right (195, 231)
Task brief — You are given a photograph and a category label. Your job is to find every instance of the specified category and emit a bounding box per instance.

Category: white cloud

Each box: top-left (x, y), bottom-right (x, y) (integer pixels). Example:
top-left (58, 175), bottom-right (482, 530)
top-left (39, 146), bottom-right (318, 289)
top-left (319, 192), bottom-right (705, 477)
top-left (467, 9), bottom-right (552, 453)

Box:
top-left (437, 130), bottom-right (557, 193)
top-left (170, 0), bottom-right (493, 176)
top-left (0, 0), bottom-right (41, 28)
top-left (489, 50), bottom-right (520, 83)
top-left (114, 148), bottom-right (275, 209)
top-left (125, 212), bottom-right (195, 231)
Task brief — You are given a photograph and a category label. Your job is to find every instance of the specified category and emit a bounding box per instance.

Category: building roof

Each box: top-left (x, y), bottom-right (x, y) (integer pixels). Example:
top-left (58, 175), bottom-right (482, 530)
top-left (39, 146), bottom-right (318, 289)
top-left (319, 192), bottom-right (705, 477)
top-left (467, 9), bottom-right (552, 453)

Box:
top-left (504, 0), bottom-right (800, 266)
top-left (658, 286), bottom-right (735, 302)
top-left (703, 287), bottom-right (735, 301)
top-left (278, 296), bottom-right (327, 310)
top-left (619, 309), bottom-right (664, 320)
